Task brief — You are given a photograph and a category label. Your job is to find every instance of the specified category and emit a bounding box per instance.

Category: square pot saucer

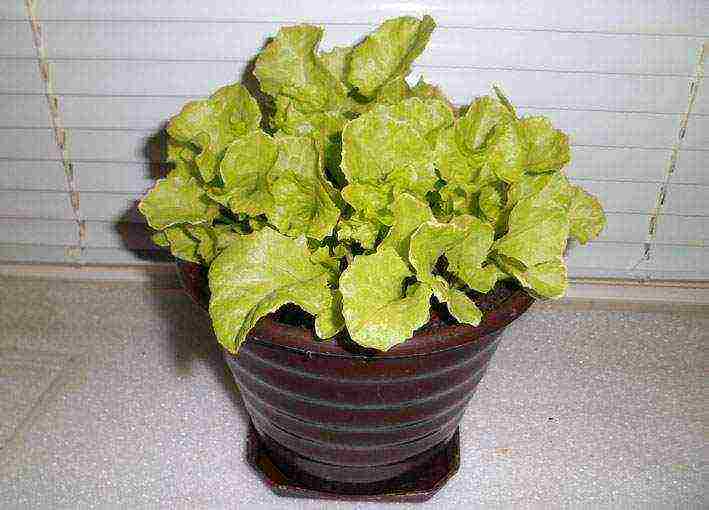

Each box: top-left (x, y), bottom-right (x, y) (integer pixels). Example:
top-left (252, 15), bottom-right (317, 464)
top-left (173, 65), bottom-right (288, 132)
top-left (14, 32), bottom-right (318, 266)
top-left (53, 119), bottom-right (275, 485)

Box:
top-left (245, 422), bottom-right (460, 503)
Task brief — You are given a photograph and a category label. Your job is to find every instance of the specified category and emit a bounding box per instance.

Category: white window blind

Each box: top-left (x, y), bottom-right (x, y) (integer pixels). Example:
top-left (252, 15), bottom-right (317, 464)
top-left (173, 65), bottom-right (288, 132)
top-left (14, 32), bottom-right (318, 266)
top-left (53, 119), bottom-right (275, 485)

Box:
top-left (1, 0), bottom-right (707, 279)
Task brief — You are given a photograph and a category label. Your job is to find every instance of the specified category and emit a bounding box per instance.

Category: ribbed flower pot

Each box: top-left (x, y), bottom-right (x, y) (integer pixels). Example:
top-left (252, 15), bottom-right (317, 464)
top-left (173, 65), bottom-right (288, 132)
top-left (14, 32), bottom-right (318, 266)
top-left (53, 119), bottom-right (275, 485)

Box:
top-left (177, 261), bottom-right (534, 502)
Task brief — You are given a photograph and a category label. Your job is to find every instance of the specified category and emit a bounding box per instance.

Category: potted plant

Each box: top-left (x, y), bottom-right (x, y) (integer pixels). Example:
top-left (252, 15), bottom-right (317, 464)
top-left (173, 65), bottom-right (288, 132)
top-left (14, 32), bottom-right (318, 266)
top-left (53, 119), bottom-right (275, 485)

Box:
top-left (139, 15), bottom-right (606, 501)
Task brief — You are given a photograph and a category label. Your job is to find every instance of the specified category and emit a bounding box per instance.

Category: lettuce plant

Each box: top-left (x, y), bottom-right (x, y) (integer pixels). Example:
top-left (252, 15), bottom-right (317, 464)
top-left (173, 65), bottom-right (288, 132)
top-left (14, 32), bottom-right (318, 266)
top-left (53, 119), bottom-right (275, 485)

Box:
top-left (139, 16), bottom-right (606, 353)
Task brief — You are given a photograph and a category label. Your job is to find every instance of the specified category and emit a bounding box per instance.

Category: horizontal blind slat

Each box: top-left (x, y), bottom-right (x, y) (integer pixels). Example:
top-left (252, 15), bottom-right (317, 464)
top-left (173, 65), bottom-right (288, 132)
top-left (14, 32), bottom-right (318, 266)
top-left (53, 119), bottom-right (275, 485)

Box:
top-left (0, 60), bottom-right (686, 113)
top-left (665, 185), bottom-right (709, 216)
top-left (7, 0), bottom-right (705, 36)
top-left (0, 191), bottom-right (74, 219)
top-left (22, 21), bottom-right (698, 76)
top-left (0, 160), bottom-right (68, 190)
top-left (0, 129), bottom-right (60, 159)
top-left (0, 218), bottom-right (79, 245)
top-left (0, 243), bottom-right (169, 265)
top-left (656, 216), bottom-right (709, 245)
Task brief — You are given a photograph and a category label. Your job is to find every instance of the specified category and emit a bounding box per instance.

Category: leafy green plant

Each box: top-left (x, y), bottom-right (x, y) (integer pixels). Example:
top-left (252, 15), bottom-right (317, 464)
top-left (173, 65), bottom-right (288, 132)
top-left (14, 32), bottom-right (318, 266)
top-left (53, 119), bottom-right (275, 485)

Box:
top-left (139, 16), bottom-right (606, 353)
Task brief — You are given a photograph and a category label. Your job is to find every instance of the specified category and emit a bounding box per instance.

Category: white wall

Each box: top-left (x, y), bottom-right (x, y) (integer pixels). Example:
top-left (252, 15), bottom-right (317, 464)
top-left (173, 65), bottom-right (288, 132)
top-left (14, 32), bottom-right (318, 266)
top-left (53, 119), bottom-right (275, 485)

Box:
top-left (1, 1), bottom-right (707, 279)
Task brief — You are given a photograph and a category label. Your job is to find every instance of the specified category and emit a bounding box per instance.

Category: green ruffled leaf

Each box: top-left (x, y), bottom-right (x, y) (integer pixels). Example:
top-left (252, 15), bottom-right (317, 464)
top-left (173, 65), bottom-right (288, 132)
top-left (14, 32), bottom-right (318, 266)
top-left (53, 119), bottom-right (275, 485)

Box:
top-left (507, 172), bottom-right (575, 216)
top-left (408, 216), bottom-right (490, 326)
top-left (434, 126), bottom-right (481, 187)
top-left (254, 24), bottom-right (347, 112)
top-left (434, 94), bottom-right (512, 189)
top-left (220, 130), bottom-right (278, 216)
top-left (214, 224), bottom-right (247, 250)
top-left (220, 133), bottom-right (340, 240)
top-left (524, 258), bottom-right (568, 299)
top-left (340, 247), bottom-right (432, 350)
top-left (444, 216), bottom-right (496, 287)
top-left (457, 96), bottom-right (513, 152)
top-left (380, 193), bottom-right (434, 260)
top-left (342, 183), bottom-right (393, 225)
top-left (161, 224), bottom-right (238, 264)
top-left (164, 225), bottom-right (201, 263)
top-left (385, 97), bottom-right (454, 147)
top-left (190, 225), bottom-right (218, 263)
top-left (486, 120), bottom-right (525, 183)
top-left (271, 136), bottom-right (341, 240)
top-left (478, 183), bottom-right (505, 226)
top-left (208, 228), bottom-right (334, 352)
top-left (496, 255), bottom-right (568, 299)
top-left (494, 198), bottom-right (570, 268)
top-left (568, 185), bottom-right (606, 244)
top-left (167, 84), bottom-right (261, 182)
top-left (373, 77), bottom-right (413, 105)
top-left (462, 263), bottom-right (506, 293)
top-left (138, 171), bottom-right (219, 230)
top-left (519, 116), bottom-right (570, 173)
top-left (151, 230), bottom-right (169, 247)
top-left (445, 288), bottom-right (483, 326)
top-left (409, 215), bottom-right (494, 298)
top-left (341, 100), bottom-right (437, 199)
top-left (493, 85), bottom-right (518, 119)
top-left (436, 183), bottom-right (472, 219)
top-left (315, 290), bottom-right (346, 339)
top-left (272, 96), bottom-right (348, 143)
top-left (348, 15), bottom-right (435, 98)
top-left (319, 46), bottom-right (352, 86)
top-left (411, 78), bottom-right (452, 105)
top-left (270, 171), bottom-right (340, 240)
top-left (337, 214), bottom-right (382, 250)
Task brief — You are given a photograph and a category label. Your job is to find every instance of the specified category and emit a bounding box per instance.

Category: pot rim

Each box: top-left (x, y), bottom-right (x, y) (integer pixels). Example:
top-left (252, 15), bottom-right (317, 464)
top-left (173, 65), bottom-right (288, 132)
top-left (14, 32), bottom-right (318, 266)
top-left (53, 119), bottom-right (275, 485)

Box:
top-left (176, 260), bottom-right (534, 359)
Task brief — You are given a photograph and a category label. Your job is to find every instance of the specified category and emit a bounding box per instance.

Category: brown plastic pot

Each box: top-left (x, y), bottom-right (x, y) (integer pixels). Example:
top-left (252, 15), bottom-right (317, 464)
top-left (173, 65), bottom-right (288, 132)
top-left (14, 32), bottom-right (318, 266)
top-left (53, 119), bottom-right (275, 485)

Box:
top-left (177, 260), bottom-right (534, 502)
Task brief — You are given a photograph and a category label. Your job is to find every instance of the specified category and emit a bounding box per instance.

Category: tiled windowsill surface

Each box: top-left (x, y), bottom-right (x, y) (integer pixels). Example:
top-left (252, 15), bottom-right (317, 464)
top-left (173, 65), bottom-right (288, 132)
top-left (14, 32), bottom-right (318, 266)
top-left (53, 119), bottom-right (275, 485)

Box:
top-left (0, 277), bottom-right (705, 509)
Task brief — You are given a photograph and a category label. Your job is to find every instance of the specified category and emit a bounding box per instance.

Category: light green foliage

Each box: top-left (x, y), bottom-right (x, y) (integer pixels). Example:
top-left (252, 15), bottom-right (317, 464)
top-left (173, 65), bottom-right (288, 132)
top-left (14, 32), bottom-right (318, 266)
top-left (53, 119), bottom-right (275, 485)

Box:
top-left (337, 214), bottom-right (382, 250)
top-left (520, 117), bottom-right (571, 173)
top-left (209, 228), bottom-right (335, 352)
top-left (492, 173), bottom-right (575, 297)
top-left (270, 172), bottom-right (340, 240)
top-left (385, 98), bottom-right (454, 147)
top-left (380, 194), bottom-right (434, 260)
top-left (495, 203), bottom-right (569, 267)
top-left (411, 78), bottom-right (451, 104)
top-left (254, 24), bottom-right (348, 112)
top-left (446, 288), bottom-right (483, 326)
top-left (340, 248), bottom-right (433, 350)
top-left (139, 16), bottom-right (607, 352)
top-left (568, 185), bottom-right (606, 244)
top-left (220, 130), bottom-right (279, 216)
top-left (348, 15), bottom-right (436, 98)
top-left (269, 136), bottom-right (340, 240)
top-left (159, 223), bottom-right (243, 265)
top-left (524, 259), bottom-right (568, 299)
top-left (408, 216), bottom-right (492, 325)
top-left (341, 100), bottom-right (438, 199)
top-left (478, 183), bottom-right (505, 226)
top-left (462, 263), bottom-right (506, 293)
top-left (219, 132), bottom-right (340, 240)
top-left (457, 96), bottom-right (513, 152)
top-left (319, 46), bottom-right (352, 86)
top-left (314, 290), bottom-right (346, 339)
top-left (164, 226), bottom-right (201, 263)
top-left (138, 170), bottom-right (219, 230)
top-left (486, 120), bottom-right (526, 183)
top-left (342, 183), bottom-right (393, 225)
top-left (167, 84), bottom-right (261, 181)
top-left (151, 230), bottom-right (169, 247)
